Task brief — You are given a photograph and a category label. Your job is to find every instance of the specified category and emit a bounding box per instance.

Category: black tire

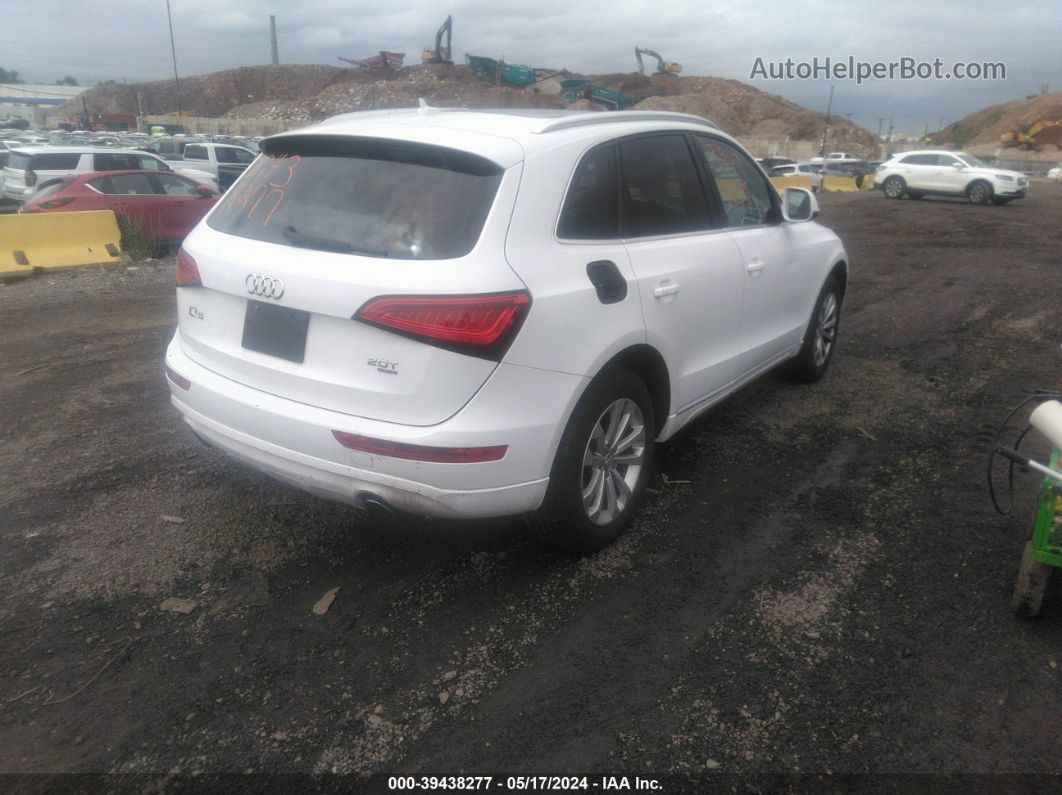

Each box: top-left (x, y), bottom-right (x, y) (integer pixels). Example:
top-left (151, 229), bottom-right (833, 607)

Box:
top-left (1011, 541), bottom-right (1051, 618)
top-left (882, 176), bottom-right (905, 199)
top-left (784, 276), bottom-right (842, 383)
top-left (967, 180), bottom-right (993, 205)
top-left (527, 367), bottom-right (655, 553)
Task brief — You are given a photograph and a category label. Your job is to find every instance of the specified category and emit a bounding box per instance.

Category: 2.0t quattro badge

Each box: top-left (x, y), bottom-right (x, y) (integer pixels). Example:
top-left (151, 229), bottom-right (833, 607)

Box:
top-left (246, 274), bottom-right (285, 299)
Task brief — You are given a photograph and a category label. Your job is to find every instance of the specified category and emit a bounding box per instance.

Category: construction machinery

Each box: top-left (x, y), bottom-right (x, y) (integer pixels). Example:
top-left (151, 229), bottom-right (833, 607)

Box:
top-left (338, 51), bottom-right (405, 69)
top-left (635, 47), bottom-right (682, 76)
top-left (1000, 119), bottom-right (1062, 150)
top-left (560, 79), bottom-right (635, 111)
top-left (466, 55), bottom-right (537, 86)
top-left (421, 16), bottom-right (453, 64)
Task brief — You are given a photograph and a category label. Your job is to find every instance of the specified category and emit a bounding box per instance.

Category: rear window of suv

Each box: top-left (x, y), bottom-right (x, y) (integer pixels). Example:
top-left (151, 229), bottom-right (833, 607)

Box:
top-left (29, 153), bottom-right (81, 170)
top-left (207, 136), bottom-right (503, 260)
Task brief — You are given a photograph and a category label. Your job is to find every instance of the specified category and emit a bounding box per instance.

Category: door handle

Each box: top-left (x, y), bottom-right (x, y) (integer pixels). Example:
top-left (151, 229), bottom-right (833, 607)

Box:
top-left (653, 281), bottom-right (681, 299)
top-left (746, 258), bottom-right (766, 275)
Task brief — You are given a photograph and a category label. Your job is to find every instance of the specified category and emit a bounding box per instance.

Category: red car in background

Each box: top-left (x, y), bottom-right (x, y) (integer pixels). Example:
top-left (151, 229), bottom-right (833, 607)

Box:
top-left (21, 170), bottom-right (219, 248)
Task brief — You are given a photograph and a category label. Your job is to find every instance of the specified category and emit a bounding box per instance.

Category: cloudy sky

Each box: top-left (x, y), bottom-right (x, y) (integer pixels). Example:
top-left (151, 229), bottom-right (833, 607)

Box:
top-left (2, 0), bottom-right (1058, 133)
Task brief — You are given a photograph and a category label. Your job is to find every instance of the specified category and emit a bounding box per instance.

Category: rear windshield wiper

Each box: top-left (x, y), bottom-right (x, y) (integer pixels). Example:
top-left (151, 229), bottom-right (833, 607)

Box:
top-left (282, 225), bottom-right (389, 257)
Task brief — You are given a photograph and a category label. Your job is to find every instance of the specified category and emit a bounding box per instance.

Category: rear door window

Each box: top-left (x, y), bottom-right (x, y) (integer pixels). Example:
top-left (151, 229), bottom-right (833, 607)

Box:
top-left (153, 174), bottom-right (199, 195)
top-left (109, 173), bottom-right (158, 195)
top-left (183, 145), bottom-right (209, 161)
top-left (134, 154), bottom-right (166, 170)
top-left (94, 153), bottom-right (141, 171)
top-left (29, 153), bottom-right (81, 170)
top-left (207, 137), bottom-right (504, 260)
top-left (618, 134), bottom-right (710, 238)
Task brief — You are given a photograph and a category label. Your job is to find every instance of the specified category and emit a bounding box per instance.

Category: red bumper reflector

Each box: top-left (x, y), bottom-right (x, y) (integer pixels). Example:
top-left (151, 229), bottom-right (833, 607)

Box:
top-left (165, 365), bottom-right (191, 391)
top-left (331, 431), bottom-right (507, 463)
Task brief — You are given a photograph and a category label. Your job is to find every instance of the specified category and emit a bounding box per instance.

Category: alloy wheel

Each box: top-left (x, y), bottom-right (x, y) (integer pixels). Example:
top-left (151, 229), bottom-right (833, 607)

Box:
top-left (813, 292), bottom-right (838, 368)
top-left (581, 398), bottom-right (646, 526)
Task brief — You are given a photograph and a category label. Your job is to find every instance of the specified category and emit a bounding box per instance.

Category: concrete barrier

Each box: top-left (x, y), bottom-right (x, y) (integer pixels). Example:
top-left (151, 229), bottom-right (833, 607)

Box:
top-left (0, 210), bottom-right (121, 274)
top-left (822, 175), bottom-right (860, 192)
top-left (769, 175), bottom-right (813, 193)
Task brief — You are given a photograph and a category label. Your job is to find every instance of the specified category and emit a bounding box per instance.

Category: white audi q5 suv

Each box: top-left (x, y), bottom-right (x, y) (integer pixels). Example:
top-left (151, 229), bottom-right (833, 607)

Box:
top-left (165, 108), bottom-right (848, 550)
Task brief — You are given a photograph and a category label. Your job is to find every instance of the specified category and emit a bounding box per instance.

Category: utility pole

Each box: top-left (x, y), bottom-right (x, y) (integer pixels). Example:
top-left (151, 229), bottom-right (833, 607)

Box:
top-left (876, 117), bottom-right (886, 139)
top-left (167, 0), bottom-right (182, 121)
top-left (819, 85), bottom-right (834, 158)
top-left (136, 91), bottom-right (144, 132)
top-left (270, 16), bottom-right (279, 65)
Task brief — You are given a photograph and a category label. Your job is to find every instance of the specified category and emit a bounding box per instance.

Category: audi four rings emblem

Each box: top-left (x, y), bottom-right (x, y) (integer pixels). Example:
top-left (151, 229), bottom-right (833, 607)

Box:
top-left (246, 274), bottom-right (285, 299)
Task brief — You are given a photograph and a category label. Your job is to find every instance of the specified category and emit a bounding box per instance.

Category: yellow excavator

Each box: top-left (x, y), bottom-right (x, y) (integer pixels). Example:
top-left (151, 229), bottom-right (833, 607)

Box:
top-left (1000, 119), bottom-right (1062, 150)
top-left (421, 16), bottom-right (453, 65)
top-left (635, 47), bottom-right (682, 76)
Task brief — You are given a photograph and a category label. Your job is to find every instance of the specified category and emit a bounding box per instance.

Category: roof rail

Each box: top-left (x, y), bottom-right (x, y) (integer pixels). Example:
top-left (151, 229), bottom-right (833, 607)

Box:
top-left (532, 111), bottom-right (718, 134)
top-left (320, 106), bottom-right (470, 126)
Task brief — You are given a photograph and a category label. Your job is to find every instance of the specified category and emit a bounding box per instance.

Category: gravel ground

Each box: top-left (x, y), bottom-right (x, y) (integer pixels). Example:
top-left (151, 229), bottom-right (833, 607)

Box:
top-left (1, 188), bottom-right (1061, 791)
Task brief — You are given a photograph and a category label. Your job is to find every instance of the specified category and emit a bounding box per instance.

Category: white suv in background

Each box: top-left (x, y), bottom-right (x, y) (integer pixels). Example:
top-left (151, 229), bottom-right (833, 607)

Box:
top-left (165, 108), bottom-right (848, 551)
top-left (876, 150), bottom-right (1028, 205)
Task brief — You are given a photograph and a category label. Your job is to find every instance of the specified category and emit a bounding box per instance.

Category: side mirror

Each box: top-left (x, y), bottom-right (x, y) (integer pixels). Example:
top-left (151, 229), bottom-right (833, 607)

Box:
top-left (953, 163), bottom-right (965, 170)
top-left (781, 187), bottom-right (818, 222)
top-left (194, 185), bottom-right (215, 198)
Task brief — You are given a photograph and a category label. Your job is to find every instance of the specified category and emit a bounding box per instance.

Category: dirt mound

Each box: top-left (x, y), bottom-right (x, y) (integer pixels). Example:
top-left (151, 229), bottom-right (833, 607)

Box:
top-left (633, 75), bottom-right (878, 156)
top-left (57, 64), bottom-right (352, 118)
top-left (56, 62), bottom-right (879, 155)
top-left (224, 64), bottom-right (566, 121)
top-left (935, 92), bottom-right (1062, 152)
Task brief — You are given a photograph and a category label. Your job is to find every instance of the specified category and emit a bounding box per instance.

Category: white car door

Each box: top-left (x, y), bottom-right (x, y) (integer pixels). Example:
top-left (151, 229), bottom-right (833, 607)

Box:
top-left (618, 134), bottom-right (747, 414)
top-left (933, 153), bottom-right (967, 193)
top-left (895, 153), bottom-right (936, 191)
top-left (694, 134), bottom-right (814, 367)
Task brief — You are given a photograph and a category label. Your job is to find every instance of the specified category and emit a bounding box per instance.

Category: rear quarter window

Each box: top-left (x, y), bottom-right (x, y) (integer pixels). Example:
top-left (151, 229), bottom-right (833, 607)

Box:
top-left (207, 136), bottom-right (504, 260)
top-left (29, 153), bottom-right (81, 170)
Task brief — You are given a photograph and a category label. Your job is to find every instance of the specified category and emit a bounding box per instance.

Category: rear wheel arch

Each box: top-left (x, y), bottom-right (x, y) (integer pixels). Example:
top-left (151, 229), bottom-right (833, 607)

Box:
top-left (597, 345), bottom-right (671, 437)
top-left (828, 260), bottom-right (848, 301)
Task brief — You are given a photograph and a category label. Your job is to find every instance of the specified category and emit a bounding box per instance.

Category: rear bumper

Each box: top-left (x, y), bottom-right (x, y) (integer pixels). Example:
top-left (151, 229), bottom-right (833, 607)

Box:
top-left (165, 333), bottom-right (587, 519)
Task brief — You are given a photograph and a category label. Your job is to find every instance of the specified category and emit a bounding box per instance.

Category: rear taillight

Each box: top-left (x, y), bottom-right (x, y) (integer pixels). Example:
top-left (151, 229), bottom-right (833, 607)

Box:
top-left (175, 248), bottom-right (202, 287)
top-left (165, 365), bottom-right (191, 391)
top-left (331, 431), bottom-right (507, 463)
top-left (24, 170), bottom-right (36, 187)
top-left (355, 291), bottom-right (530, 358)
top-left (37, 197), bottom-right (75, 209)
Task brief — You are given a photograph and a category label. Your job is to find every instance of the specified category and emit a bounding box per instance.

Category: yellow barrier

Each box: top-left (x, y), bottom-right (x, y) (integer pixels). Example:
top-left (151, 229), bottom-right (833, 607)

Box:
top-left (0, 210), bottom-right (121, 274)
top-left (822, 175), bottom-right (860, 192)
top-left (769, 175), bottom-right (813, 193)
top-left (716, 177), bottom-right (747, 204)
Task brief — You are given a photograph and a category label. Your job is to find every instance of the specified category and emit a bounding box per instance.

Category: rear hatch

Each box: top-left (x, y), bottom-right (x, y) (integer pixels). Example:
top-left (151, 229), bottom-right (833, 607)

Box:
top-left (176, 132), bottom-right (527, 427)
top-left (2, 151), bottom-right (31, 194)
